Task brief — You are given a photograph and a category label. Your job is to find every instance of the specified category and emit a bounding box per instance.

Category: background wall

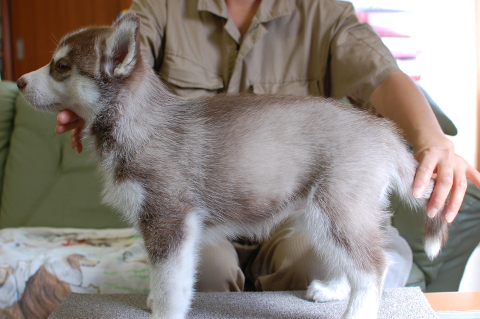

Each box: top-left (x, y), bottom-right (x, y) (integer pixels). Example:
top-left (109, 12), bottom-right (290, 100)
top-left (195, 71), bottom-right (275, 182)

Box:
top-left (415, 0), bottom-right (478, 169)
top-left (350, 0), bottom-right (478, 169)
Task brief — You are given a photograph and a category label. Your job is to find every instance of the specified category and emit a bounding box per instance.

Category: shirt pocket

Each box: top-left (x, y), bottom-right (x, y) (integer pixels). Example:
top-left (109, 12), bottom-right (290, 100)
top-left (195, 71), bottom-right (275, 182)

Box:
top-left (252, 80), bottom-right (321, 97)
top-left (159, 53), bottom-right (224, 99)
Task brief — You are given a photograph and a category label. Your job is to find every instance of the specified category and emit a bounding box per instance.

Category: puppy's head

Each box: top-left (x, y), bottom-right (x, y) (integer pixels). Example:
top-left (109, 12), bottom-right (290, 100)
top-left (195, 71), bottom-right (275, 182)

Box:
top-left (17, 13), bottom-right (141, 122)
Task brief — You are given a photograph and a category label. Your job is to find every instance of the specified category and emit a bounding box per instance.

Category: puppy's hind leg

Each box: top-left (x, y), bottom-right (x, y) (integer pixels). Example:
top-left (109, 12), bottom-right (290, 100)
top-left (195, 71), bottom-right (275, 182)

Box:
top-left (141, 211), bottom-right (202, 319)
top-left (300, 210), bottom-right (353, 305)
top-left (300, 196), bottom-right (387, 319)
top-left (306, 272), bottom-right (350, 303)
top-left (342, 266), bottom-right (385, 319)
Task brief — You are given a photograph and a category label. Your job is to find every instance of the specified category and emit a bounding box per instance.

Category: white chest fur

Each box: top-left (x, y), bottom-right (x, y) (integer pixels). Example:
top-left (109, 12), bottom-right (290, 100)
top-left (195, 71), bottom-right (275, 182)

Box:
top-left (101, 159), bottom-right (146, 227)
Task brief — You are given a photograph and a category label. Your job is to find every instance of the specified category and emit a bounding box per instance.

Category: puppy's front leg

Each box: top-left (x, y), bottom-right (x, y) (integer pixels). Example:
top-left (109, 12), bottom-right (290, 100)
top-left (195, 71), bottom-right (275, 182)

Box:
top-left (141, 212), bottom-right (201, 319)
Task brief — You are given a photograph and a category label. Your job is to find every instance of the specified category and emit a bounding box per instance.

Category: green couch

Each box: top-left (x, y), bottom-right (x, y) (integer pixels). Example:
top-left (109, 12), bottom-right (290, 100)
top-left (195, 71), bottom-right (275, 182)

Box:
top-left (0, 80), bottom-right (127, 229)
top-left (0, 80), bottom-right (479, 293)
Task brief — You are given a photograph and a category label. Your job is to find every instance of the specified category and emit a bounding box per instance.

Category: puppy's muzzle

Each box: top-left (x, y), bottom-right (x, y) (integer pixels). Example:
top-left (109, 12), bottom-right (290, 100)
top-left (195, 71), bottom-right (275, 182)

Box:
top-left (17, 77), bottom-right (27, 91)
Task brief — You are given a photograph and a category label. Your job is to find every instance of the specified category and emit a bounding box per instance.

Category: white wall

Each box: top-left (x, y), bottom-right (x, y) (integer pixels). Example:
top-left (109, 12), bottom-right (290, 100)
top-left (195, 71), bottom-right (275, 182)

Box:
top-left (416, 0), bottom-right (478, 168)
top-left (349, 0), bottom-right (478, 168)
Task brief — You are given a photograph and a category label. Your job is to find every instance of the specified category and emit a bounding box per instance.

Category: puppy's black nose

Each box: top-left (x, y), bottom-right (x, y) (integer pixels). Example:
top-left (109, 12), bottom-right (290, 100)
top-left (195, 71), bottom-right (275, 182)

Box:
top-left (17, 77), bottom-right (27, 90)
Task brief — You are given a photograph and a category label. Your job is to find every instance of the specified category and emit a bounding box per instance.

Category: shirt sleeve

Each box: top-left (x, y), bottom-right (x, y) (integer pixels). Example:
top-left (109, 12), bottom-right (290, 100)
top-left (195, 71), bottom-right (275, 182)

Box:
top-left (129, 0), bottom-right (167, 70)
top-left (327, 2), bottom-right (399, 109)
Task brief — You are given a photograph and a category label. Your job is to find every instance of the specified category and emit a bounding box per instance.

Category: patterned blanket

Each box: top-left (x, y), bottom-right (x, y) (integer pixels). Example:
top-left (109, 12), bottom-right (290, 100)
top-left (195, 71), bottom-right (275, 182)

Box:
top-left (0, 227), bottom-right (150, 319)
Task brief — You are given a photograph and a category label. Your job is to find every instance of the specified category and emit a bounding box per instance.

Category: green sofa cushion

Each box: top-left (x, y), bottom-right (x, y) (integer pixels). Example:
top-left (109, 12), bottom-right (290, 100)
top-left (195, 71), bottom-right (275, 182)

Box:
top-left (0, 81), bottom-right (17, 204)
top-left (0, 81), bottom-right (128, 228)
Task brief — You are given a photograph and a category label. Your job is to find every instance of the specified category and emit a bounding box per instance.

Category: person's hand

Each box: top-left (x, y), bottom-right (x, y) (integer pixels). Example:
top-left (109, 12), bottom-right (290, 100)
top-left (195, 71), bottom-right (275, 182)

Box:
top-left (412, 142), bottom-right (480, 223)
top-left (56, 110), bottom-right (85, 153)
top-left (369, 70), bottom-right (480, 224)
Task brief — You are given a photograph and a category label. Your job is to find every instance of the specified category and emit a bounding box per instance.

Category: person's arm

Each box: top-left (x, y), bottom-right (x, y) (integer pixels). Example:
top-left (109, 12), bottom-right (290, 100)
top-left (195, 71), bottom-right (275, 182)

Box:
top-left (325, 2), bottom-right (480, 223)
top-left (370, 69), bottom-right (480, 222)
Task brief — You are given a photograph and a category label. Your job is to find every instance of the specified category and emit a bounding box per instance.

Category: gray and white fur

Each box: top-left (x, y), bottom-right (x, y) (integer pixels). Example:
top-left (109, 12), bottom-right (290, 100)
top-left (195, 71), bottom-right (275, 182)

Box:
top-left (17, 13), bottom-right (448, 319)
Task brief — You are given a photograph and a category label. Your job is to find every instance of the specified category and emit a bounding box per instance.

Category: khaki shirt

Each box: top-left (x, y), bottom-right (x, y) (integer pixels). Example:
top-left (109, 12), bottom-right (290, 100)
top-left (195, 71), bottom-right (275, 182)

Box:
top-left (130, 0), bottom-right (399, 109)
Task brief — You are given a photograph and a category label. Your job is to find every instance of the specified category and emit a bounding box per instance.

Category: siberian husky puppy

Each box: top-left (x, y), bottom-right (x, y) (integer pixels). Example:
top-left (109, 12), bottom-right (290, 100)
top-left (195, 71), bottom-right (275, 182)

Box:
top-left (17, 13), bottom-right (448, 319)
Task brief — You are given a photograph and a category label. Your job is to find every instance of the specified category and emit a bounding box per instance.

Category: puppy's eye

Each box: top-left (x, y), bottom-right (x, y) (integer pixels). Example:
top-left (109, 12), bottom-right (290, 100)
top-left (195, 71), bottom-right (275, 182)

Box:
top-left (56, 61), bottom-right (70, 72)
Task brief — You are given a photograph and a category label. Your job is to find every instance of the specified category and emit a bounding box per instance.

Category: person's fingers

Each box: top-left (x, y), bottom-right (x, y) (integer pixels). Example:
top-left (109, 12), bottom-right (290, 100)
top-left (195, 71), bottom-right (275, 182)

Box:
top-left (466, 165), bottom-right (480, 189)
top-left (57, 109), bottom-right (82, 124)
top-left (412, 163), bottom-right (436, 199)
top-left (425, 157), bottom-right (454, 219)
top-left (413, 146), bottom-right (480, 223)
top-left (56, 118), bottom-right (85, 134)
top-left (71, 128), bottom-right (84, 153)
top-left (56, 110), bottom-right (85, 135)
top-left (442, 166), bottom-right (468, 223)
top-left (412, 149), bottom-right (438, 198)
top-left (443, 165), bottom-right (480, 222)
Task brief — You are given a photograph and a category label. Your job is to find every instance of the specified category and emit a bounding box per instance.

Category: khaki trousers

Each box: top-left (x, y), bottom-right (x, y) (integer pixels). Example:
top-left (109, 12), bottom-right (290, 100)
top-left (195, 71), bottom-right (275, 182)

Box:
top-left (195, 220), bottom-right (411, 292)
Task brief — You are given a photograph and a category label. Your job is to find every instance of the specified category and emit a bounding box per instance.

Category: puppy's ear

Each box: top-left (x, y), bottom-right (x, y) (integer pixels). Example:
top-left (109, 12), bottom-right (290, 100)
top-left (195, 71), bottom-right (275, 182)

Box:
top-left (105, 12), bottom-right (140, 77)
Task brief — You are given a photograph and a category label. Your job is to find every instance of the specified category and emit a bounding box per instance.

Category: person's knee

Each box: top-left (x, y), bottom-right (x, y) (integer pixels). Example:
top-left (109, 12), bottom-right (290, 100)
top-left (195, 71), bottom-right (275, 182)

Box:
top-left (248, 225), bottom-right (328, 291)
top-left (253, 254), bottom-right (324, 291)
top-left (195, 239), bottom-right (245, 292)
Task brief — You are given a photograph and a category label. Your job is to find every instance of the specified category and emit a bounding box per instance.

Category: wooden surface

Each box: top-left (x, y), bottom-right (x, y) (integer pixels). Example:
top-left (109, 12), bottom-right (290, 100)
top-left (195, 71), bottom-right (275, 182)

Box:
top-left (425, 291), bottom-right (480, 311)
top-left (1, 0), bottom-right (13, 80)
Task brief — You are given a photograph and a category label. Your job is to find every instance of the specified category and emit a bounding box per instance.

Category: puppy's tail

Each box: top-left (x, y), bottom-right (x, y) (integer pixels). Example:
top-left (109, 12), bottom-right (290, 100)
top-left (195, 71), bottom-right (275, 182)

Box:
top-left (391, 148), bottom-right (449, 260)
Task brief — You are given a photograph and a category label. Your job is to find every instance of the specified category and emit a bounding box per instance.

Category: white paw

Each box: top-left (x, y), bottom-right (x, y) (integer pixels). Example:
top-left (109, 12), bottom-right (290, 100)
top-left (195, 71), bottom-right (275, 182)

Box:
top-left (306, 279), bottom-right (349, 303)
top-left (148, 314), bottom-right (185, 319)
top-left (146, 293), bottom-right (153, 311)
top-left (148, 315), bottom-right (185, 319)
top-left (146, 294), bottom-right (187, 319)
top-left (147, 307), bottom-right (185, 319)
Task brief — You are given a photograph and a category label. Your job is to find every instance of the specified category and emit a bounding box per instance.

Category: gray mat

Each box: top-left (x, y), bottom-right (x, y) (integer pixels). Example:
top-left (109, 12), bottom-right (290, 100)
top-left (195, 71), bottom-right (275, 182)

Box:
top-left (49, 287), bottom-right (438, 319)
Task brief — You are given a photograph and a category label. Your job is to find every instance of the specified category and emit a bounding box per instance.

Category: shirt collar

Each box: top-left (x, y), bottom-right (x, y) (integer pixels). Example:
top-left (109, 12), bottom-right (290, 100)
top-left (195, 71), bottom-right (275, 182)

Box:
top-left (197, 0), bottom-right (229, 19)
top-left (197, 0), bottom-right (292, 23)
top-left (254, 0), bottom-right (292, 24)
